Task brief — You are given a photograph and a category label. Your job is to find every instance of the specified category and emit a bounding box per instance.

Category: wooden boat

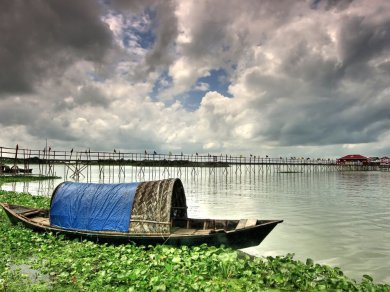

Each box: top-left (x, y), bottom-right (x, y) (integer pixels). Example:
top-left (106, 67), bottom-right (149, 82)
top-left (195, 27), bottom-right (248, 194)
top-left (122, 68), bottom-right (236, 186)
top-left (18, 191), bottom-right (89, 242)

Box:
top-left (0, 164), bottom-right (32, 174)
top-left (0, 179), bottom-right (282, 249)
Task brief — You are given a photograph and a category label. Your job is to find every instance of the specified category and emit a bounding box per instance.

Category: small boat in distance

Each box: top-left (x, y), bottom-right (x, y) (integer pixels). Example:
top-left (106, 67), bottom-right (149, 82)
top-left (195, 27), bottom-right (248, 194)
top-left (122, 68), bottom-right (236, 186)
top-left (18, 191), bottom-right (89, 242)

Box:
top-left (0, 179), bottom-right (282, 249)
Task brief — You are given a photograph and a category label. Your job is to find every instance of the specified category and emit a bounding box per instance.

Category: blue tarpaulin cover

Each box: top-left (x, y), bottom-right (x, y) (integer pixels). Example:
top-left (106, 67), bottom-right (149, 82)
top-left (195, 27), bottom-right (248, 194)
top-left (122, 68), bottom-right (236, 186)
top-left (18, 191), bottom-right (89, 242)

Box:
top-left (50, 182), bottom-right (139, 232)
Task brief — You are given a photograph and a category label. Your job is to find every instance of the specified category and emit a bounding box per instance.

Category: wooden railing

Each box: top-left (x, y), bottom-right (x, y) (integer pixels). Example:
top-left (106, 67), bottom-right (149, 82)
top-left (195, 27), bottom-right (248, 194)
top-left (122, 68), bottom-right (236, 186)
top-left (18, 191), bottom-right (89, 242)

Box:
top-left (0, 145), bottom-right (337, 166)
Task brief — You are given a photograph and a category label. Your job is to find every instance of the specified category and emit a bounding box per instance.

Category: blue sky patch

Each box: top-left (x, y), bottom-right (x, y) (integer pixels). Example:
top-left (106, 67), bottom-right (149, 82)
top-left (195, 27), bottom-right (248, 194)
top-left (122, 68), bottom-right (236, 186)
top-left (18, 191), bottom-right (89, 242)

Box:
top-left (134, 9), bottom-right (156, 49)
top-left (183, 68), bottom-right (233, 111)
top-left (196, 68), bottom-right (232, 97)
top-left (150, 70), bottom-right (173, 100)
top-left (150, 68), bottom-right (233, 111)
top-left (114, 8), bottom-right (156, 50)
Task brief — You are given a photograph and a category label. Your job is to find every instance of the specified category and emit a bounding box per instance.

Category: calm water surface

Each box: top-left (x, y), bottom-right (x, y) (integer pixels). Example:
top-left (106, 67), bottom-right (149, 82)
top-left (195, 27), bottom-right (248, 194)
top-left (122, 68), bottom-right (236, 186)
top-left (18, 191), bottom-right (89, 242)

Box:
top-left (1, 165), bottom-right (389, 283)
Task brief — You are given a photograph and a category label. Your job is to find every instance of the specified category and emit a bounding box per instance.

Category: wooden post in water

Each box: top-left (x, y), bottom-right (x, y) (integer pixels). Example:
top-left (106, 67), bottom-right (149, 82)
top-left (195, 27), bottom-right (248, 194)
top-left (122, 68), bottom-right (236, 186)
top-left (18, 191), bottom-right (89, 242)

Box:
top-left (12, 144), bottom-right (19, 174)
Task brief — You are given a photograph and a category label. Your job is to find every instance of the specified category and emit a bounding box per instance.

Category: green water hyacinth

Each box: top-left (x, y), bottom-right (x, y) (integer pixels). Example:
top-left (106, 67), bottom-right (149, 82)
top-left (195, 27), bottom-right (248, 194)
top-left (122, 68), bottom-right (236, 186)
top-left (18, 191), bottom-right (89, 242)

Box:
top-left (0, 175), bottom-right (60, 184)
top-left (1, 190), bottom-right (390, 291)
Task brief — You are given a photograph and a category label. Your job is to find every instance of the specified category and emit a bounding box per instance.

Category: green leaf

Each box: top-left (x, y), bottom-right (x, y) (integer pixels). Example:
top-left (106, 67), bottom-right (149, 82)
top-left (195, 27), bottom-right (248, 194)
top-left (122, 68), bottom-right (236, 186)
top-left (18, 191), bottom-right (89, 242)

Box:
top-left (306, 258), bottom-right (314, 266)
top-left (362, 274), bottom-right (373, 282)
top-left (172, 256), bottom-right (181, 263)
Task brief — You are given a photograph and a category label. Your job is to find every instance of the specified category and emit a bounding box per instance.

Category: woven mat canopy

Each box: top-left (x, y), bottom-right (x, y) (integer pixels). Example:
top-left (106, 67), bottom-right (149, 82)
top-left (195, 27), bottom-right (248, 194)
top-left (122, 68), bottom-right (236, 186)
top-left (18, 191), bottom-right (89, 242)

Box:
top-left (130, 178), bottom-right (188, 234)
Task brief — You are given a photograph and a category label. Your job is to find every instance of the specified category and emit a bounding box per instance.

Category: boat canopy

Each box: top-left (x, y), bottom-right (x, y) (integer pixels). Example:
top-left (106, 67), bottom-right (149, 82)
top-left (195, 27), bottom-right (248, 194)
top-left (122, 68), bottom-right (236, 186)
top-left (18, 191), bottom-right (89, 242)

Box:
top-left (50, 178), bottom-right (187, 234)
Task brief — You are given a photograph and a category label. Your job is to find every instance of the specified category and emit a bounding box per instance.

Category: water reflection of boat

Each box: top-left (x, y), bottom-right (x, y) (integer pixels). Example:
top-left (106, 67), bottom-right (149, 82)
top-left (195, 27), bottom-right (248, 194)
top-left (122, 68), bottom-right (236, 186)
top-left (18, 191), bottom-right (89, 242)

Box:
top-left (0, 178), bottom-right (282, 249)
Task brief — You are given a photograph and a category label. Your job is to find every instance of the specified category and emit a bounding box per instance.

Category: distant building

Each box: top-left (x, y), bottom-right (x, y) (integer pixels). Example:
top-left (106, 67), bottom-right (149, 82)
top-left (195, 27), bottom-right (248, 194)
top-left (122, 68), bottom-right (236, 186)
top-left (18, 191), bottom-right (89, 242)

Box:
top-left (380, 156), bottom-right (390, 166)
top-left (336, 154), bottom-right (368, 165)
top-left (368, 157), bottom-right (381, 165)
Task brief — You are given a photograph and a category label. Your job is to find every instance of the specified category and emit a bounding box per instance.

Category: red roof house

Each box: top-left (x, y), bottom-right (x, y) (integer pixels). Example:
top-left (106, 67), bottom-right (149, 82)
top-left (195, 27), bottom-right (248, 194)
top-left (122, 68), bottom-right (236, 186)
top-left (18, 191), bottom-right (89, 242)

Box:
top-left (336, 154), bottom-right (368, 165)
top-left (380, 157), bottom-right (390, 165)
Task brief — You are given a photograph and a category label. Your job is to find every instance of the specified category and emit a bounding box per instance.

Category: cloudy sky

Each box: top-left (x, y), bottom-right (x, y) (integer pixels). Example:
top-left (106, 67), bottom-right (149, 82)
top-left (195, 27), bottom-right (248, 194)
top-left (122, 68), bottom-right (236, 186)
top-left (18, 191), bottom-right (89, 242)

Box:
top-left (1, 0), bottom-right (389, 158)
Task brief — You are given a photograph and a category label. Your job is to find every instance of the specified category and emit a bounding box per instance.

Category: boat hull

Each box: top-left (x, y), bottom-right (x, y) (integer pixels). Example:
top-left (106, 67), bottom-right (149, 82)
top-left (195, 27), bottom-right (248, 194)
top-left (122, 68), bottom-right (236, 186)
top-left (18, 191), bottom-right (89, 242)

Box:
top-left (1, 203), bottom-right (282, 249)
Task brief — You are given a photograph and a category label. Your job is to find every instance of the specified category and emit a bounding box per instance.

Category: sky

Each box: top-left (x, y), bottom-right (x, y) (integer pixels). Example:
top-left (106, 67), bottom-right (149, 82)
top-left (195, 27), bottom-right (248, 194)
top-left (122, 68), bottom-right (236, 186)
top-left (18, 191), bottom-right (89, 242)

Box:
top-left (1, 0), bottom-right (390, 158)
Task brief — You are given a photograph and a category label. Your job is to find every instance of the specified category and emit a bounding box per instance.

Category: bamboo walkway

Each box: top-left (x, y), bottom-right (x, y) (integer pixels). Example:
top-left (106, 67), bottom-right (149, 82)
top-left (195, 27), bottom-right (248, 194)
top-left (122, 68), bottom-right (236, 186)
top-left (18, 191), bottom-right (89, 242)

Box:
top-left (0, 145), bottom-right (381, 180)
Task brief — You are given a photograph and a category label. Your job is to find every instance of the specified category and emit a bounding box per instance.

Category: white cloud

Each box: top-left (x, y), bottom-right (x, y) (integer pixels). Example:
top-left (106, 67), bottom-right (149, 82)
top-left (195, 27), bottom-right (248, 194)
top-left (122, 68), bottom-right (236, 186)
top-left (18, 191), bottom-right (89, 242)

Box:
top-left (193, 82), bottom-right (209, 92)
top-left (1, 0), bottom-right (390, 158)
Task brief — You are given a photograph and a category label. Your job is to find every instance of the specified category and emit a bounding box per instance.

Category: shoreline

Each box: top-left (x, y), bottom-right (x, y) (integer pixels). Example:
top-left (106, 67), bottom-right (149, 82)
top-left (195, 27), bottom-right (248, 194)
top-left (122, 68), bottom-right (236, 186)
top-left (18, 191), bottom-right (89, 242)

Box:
top-left (1, 189), bottom-right (389, 290)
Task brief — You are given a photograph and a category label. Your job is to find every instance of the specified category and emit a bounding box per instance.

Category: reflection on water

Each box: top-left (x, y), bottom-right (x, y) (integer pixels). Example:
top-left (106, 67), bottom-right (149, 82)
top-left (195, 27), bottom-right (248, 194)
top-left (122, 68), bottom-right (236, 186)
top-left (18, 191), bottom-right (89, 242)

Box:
top-left (1, 165), bottom-right (390, 284)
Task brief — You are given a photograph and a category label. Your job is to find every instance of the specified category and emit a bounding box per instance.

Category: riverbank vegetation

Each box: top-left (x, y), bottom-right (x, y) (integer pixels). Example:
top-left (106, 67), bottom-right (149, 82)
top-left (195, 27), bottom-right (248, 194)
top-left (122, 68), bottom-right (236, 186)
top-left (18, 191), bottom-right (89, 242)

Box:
top-left (1, 190), bottom-right (389, 291)
top-left (0, 175), bottom-right (60, 184)
top-left (1, 157), bottom-right (230, 168)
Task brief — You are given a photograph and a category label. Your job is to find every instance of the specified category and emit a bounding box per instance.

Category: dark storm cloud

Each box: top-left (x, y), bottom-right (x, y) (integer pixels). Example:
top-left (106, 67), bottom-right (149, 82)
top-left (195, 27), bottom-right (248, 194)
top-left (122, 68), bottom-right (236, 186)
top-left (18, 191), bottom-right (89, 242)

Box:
top-left (338, 13), bottom-right (390, 68)
top-left (0, 95), bottom-right (77, 141)
top-left (77, 86), bottom-right (110, 108)
top-left (311, 0), bottom-right (355, 10)
top-left (262, 88), bottom-right (390, 147)
top-left (228, 0), bottom-right (390, 148)
top-left (51, 84), bottom-right (110, 111)
top-left (0, 98), bottom-right (37, 126)
top-left (378, 60), bottom-right (390, 74)
top-left (144, 1), bottom-right (178, 70)
top-left (0, 0), bottom-right (113, 96)
top-left (28, 121), bottom-right (79, 142)
top-left (111, 0), bottom-right (153, 12)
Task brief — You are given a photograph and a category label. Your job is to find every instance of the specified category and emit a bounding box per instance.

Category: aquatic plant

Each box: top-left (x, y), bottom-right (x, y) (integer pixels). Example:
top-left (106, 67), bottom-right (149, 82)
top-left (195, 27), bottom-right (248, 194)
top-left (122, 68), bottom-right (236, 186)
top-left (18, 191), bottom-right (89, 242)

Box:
top-left (1, 190), bottom-right (389, 291)
top-left (0, 175), bottom-right (60, 184)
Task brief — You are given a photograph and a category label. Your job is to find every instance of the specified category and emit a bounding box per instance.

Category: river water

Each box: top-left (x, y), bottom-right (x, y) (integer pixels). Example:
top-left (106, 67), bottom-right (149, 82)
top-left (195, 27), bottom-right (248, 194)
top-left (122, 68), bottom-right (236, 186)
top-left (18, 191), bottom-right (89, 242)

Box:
top-left (1, 165), bottom-right (389, 283)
